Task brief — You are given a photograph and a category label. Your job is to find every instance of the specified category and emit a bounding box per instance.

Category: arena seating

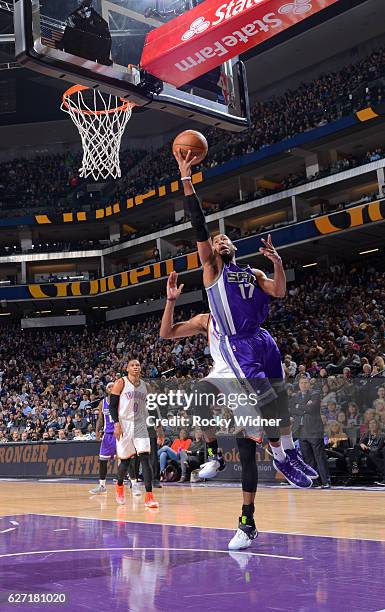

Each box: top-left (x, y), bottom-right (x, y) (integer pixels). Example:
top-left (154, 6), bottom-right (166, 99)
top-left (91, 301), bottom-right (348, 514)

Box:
top-left (0, 46), bottom-right (384, 217)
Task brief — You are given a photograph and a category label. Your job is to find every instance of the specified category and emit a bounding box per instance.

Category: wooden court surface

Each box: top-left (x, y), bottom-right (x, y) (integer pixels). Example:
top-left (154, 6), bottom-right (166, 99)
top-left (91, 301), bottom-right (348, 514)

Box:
top-left (1, 481), bottom-right (384, 541)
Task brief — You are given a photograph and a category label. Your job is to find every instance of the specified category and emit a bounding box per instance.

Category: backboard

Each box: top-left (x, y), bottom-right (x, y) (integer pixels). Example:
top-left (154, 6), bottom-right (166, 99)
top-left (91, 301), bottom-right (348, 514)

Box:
top-left (14, 0), bottom-right (250, 130)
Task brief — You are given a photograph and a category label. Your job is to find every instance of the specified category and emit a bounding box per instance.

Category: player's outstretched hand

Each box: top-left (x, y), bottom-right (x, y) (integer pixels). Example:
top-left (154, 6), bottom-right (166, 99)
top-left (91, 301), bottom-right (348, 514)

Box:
top-left (173, 148), bottom-right (197, 177)
top-left (167, 271), bottom-right (184, 301)
top-left (259, 234), bottom-right (282, 264)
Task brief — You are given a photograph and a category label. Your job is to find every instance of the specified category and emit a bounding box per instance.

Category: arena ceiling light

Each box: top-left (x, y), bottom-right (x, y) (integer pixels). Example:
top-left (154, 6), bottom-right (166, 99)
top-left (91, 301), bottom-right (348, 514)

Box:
top-left (302, 262), bottom-right (318, 268)
top-left (0, 312), bottom-right (11, 316)
top-left (66, 309), bottom-right (79, 313)
top-left (359, 248), bottom-right (379, 255)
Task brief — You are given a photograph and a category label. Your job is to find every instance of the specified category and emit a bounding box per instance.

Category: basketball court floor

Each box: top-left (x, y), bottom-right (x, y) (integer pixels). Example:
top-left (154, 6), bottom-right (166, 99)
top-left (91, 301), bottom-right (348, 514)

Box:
top-left (1, 481), bottom-right (384, 611)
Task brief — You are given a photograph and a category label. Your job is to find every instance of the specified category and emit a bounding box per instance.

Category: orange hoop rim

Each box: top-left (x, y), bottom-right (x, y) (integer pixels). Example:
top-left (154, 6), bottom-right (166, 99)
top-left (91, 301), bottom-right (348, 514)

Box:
top-left (62, 84), bottom-right (135, 116)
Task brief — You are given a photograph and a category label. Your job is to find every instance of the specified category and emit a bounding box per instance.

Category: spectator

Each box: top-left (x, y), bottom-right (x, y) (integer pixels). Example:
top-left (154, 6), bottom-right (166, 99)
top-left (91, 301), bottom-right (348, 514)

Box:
top-left (349, 419), bottom-right (385, 484)
top-left (158, 429), bottom-right (192, 478)
top-left (325, 400), bottom-right (339, 422)
top-left (73, 412), bottom-right (88, 434)
top-left (178, 429), bottom-right (205, 482)
top-left (64, 415), bottom-right (75, 436)
top-left (327, 421), bottom-right (349, 448)
top-left (347, 402), bottom-right (361, 426)
top-left (72, 428), bottom-right (85, 441)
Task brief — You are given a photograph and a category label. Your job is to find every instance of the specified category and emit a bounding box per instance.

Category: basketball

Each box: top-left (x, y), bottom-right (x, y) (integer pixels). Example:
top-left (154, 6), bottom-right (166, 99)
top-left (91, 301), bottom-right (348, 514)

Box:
top-left (172, 130), bottom-right (208, 165)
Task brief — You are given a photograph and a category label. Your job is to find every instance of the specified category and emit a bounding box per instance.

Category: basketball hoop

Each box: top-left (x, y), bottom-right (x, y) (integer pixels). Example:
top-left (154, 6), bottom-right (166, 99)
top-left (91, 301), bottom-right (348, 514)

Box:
top-left (61, 85), bottom-right (134, 181)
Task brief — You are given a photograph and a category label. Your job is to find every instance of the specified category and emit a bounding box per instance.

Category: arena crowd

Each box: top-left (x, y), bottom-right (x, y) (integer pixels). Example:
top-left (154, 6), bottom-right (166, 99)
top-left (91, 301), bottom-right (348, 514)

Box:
top-left (0, 46), bottom-right (384, 217)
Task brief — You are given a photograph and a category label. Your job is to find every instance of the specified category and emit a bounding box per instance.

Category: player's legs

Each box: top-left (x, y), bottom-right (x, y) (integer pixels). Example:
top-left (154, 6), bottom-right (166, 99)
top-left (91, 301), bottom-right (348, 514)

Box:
top-left (135, 436), bottom-right (159, 508)
top-left (115, 422), bottom-right (137, 504)
top-left (128, 454), bottom-right (142, 496)
top-left (115, 457), bottom-right (133, 504)
top-left (228, 436), bottom-right (259, 550)
top-left (264, 336), bottom-right (318, 481)
top-left (90, 432), bottom-right (116, 494)
top-left (219, 332), bottom-right (312, 488)
top-left (191, 379), bottom-right (226, 478)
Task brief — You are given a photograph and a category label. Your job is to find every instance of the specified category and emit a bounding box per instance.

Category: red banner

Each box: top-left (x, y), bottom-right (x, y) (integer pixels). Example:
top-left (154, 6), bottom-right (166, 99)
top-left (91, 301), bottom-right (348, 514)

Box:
top-left (141, 0), bottom-right (339, 87)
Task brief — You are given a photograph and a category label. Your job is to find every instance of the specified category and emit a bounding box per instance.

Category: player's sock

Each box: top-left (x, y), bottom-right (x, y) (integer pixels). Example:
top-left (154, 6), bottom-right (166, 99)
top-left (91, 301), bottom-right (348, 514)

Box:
top-left (100, 479), bottom-right (106, 487)
top-left (269, 442), bottom-right (286, 463)
top-left (117, 458), bottom-right (130, 486)
top-left (241, 503), bottom-right (255, 526)
top-left (280, 433), bottom-right (295, 451)
top-left (100, 459), bottom-right (108, 481)
top-left (207, 440), bottom-right (218, 457)
top-left (139, 453), bottom-right (153, 493)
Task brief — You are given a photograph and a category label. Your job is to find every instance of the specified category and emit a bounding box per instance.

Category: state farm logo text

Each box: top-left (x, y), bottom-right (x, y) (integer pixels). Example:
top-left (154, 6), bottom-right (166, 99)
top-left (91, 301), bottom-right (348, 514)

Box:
top-left (176, 0), bottom-right (315, 73)
top-left (180, 0), bottom-right (314, 42)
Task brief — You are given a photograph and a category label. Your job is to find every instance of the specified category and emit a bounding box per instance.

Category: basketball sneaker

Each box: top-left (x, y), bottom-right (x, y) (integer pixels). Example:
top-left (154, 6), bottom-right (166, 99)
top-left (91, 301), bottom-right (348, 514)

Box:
top-left (89, 484), bottom-right (107, 494)
top-left (132, 481), bottom-right (142, 496)
top-left (115, 483), bottom-right (126, 505)
top-left (144, 492), bottom-right (159, 509)
top-left (285, 448), bottom-right (318, 479)
top-left (273, 454), bottom-right (312, 488)
top-left (228, 517), bottom-right (258, 550)
top-left (198, 450), bottom-right (226, 479)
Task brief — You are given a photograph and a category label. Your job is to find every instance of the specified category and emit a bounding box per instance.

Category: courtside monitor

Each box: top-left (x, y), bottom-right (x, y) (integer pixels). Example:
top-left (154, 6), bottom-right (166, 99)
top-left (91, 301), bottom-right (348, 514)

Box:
top-left (14, 0), bottom-right (250, 130)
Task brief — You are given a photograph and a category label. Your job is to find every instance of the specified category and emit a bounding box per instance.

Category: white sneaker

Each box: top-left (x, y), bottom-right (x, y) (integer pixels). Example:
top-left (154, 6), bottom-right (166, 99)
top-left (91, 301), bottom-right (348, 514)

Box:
top-left (228, 528), bottom-right (254, 550)
top-left (89, 484), bottom-right (107, 494)
top-left (132, 481), bottom-right (142, 496)
top-left (228, 522), bottom-right (257, 550)
top-left (198, 459), bottom-right (220, 479)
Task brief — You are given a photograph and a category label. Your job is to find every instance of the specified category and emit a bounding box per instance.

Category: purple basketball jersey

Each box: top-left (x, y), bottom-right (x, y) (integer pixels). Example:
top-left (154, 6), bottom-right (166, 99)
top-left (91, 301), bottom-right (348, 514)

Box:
top-left (206, 262), bottom-right (269, 336)
top-left (102, 398), bottom-right (114, 434)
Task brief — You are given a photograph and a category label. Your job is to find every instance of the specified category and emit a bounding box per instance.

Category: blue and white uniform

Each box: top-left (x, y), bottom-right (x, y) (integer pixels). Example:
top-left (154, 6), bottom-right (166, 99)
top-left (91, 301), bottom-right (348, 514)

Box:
top-left (205, 315), bottom-right (262, 440)
top-left (99, 397), bottom-right (116, 460)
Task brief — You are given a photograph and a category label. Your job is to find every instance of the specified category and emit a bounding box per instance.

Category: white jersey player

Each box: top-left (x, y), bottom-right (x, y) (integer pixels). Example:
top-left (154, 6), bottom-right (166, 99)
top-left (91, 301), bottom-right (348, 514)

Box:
top-left (109, 359), bottom-right (159, 509)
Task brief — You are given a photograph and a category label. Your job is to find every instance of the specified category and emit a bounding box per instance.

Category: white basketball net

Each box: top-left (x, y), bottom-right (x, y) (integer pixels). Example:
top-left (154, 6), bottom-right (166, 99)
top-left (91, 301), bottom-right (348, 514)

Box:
top-left (61, 85), bottom-right (133, 181)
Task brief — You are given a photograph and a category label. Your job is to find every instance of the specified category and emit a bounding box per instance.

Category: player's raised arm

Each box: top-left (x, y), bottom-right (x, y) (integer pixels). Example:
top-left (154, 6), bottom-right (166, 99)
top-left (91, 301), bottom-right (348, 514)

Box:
top-left (160, 272), bottom-right (209, 339)
top-left (174, 149), bottom-right (218, 273)
top-left (253, 234), bottom-right (286, 298)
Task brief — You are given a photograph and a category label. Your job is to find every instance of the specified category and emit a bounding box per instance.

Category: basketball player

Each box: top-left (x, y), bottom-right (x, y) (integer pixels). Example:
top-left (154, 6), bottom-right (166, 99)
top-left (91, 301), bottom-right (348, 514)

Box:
top-left (109, 359), bottom-right (159, 509)
top-left (89, 382), bottom-right (116, 494)
top-left (174, 149), bottom-right (318, 488)
top-left (160, 272), bottom-right (261, 550)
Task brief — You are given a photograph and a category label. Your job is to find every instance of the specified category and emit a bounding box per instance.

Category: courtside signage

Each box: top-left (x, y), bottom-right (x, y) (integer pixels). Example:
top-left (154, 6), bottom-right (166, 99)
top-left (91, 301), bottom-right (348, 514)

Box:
top-left (141, 0), bottom-right (339, 87)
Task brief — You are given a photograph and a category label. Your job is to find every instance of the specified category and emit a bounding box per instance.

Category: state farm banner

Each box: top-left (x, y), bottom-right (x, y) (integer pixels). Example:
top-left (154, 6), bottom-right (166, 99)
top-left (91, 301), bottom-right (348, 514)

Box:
top-left (141, 0), bottom-right (339, 87)
top-left (0, 441), bottom-right (118, 479)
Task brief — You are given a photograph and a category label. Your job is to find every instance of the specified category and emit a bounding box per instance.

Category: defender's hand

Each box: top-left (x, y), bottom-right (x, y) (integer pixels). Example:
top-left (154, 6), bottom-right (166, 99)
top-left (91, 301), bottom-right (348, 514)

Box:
top-left (259, 234), bottom-right (282, 264)
top-left (114, 422), bottom-right (122, 441)
top-left (173, 148), bottom-right (197, 177)
top-left (167, 272), bottom-right (184, 301)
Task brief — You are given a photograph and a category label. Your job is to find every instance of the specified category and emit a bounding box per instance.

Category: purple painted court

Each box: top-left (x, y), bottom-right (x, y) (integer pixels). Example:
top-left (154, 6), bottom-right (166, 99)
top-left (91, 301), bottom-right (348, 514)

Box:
top-left (0, 514), bottom-right (385, 611)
